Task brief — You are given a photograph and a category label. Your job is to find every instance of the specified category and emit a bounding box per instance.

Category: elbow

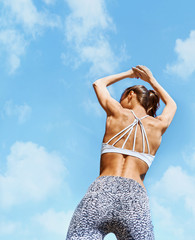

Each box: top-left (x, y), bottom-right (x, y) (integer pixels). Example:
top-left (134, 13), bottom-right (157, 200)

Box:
top-left (171, 101), bottom-right (177, 118)
top-left (92, 79), bottom-right (100, 88)
top-left (92, 79), bottom-right (106, 88)
top-left (172, 100), bottom-right (177, 112)
top-left (92, 81), bottom-right (98, 91)
top-left (169, 99), bottom-right (177, 112)
top-left (92, 80), bottom-right (98, 88)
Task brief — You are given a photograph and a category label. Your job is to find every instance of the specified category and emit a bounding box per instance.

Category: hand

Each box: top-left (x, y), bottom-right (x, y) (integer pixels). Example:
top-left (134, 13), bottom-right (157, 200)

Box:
top-left (126, 69), bottom-right (139, 79)
top-left (132, 65), bottom-right (154, 83)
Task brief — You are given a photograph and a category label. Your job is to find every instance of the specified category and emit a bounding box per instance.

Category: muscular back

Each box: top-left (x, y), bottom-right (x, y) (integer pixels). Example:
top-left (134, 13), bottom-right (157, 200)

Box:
top-left (103, 109), bottom-right (162, 155)
top-left (99, 108), bottom-right (163, 186)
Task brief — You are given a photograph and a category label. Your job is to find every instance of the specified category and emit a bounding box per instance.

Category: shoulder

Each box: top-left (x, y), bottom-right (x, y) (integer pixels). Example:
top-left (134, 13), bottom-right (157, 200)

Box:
top-left (105, 97), bottom-right (123, 116)
top-left (153, 115), bottom-right (169, 135)
top-left (142, 115), bottom-right (166, 130)
top-left (106, 108), bottom-right (133, 126)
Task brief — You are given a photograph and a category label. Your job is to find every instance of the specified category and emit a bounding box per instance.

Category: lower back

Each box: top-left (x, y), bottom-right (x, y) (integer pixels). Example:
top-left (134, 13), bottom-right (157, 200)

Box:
top-left (99, 152), bottom-right (149, 188)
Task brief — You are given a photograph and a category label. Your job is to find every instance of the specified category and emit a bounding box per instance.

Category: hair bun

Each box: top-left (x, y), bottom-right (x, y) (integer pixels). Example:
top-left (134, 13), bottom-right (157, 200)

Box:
top-left (148, 89), bottom-right (156, 96)
top-left (147, 90), bottom-right (160, 117)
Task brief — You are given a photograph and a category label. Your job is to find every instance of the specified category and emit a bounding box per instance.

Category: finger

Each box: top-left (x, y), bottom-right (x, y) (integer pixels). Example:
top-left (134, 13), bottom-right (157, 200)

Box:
top-left (136, 65), bottom-right (148, 73)
top-left (136, 72), bottom-right (142, 78)
top-left (133, 66), bottom-right (144, 71)
top-left (133, 71), bottom-right (140, 79)
top-left (136, 65), bottom-right (147, 69)
top-left (131, 68), bottom-right (139, 78)
top-left (132, 68), bottom-right (143, 78)
top-left (136, 65), bottom-right (151, 75)
top-left (132, 67), bottom-right (145, 75)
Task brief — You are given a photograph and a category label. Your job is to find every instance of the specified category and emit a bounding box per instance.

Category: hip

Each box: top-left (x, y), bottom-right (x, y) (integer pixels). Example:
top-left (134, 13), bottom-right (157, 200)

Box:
top-left (85, 175), bottom-right (149, 204)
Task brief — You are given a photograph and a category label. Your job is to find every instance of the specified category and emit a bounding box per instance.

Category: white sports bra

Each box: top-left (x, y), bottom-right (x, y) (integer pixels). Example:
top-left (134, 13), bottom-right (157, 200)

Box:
top-left (101, 110), bottom-right (155, 167)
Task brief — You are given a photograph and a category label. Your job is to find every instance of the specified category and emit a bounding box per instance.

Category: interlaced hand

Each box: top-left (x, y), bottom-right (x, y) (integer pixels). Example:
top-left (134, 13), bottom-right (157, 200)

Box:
top-left (132, 65), bottom-right (154, 83)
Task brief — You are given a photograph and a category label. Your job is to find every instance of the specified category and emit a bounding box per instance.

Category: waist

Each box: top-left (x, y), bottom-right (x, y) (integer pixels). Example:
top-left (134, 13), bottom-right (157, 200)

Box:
top-left (99, 152), bottom-right (149, 188)
top-left (101, 143), bottom-right (155, 168)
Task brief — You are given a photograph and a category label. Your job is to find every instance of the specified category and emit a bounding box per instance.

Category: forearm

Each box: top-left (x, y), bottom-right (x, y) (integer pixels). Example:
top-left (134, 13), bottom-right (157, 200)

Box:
top-left (149, 77), bottom-right (176, 107)
top-left (93, 70), bottom-right (132, 87)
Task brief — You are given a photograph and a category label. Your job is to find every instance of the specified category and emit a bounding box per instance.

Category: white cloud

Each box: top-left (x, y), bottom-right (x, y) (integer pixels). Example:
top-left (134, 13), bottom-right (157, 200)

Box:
top-left (4, 100), bottom-right (32, 124)
top-left (0, 220), bottom-right (20, 235)
top-left (150, 165), bottom-right (195, 239)
top-left (0, 0), bottom-right (61, 73)
top-left (150, 198), bottom-right (185, 240)
top-left (0, 142), bottom-right (66, 208)
top-left (2, 0), bottom-right (60, 34)
top-left (65, 0), bottom-right (113, 44)
top-left (152, 166), bottom-right (195, 214)
top-left (34, 208), bottom-right (73, 236)
top-left (0, 29), bottom-right (27, 73)
top-left (166, 30), bottom-right (195, 79)
top-left (80, 38), bottom-right (119, 77)
top-left (64, 0), bottom-right (125, 77)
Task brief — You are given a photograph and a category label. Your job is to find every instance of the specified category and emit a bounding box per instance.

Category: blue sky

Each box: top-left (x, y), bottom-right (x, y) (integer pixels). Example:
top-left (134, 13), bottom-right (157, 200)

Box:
top-left (0, 0), bottom-right (195, 239)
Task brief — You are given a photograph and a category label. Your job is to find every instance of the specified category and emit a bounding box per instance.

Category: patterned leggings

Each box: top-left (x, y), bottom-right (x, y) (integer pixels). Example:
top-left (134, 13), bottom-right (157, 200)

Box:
top-left (66, 175), bottom-right (154, 240)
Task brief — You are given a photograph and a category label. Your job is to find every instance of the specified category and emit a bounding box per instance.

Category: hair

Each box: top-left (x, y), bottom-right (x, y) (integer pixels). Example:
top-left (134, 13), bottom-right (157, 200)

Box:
top-left (120, 85), bottom-right (160, 117)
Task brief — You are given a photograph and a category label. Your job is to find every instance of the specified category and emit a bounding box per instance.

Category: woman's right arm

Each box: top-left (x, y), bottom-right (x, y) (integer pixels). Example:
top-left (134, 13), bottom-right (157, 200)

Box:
top-left (132, 65), bottom-right (177, 134)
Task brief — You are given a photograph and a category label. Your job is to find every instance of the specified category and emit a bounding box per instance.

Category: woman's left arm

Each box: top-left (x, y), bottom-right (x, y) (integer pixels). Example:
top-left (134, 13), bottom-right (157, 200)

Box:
top-left (93, 69), bottom-right (136, 116)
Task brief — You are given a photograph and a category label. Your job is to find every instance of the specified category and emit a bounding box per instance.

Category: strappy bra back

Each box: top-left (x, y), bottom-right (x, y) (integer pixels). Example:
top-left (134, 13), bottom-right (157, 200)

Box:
top-left (101, 110), bottom-right (155, 167)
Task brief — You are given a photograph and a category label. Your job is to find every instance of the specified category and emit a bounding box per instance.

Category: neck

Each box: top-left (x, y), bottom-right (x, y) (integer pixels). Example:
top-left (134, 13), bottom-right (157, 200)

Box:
top-left (130, 105), bottom-right (147, 117)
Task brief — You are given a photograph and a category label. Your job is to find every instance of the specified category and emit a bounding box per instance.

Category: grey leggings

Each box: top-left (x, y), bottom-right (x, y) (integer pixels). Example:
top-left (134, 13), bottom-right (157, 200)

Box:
top-left (66, 175), bottom-right (154, 240)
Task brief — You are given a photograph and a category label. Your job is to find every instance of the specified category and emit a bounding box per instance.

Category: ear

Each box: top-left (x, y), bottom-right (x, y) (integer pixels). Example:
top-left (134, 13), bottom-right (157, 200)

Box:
top-left (127, 91), bottom-right (133, 102)
top-left (128, 90), bottom-right (136, 102)
top-left (130, 90), bottom-right (134, 96)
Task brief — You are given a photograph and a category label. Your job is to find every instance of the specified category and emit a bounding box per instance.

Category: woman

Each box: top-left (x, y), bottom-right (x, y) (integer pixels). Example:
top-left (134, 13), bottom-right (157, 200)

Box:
top-left (66, 65), bottom-right (177, 240)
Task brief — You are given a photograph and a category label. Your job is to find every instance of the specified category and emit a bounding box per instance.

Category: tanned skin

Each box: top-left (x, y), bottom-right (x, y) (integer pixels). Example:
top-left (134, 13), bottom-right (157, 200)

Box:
top-left (93, 65), bottom-right (177, 189)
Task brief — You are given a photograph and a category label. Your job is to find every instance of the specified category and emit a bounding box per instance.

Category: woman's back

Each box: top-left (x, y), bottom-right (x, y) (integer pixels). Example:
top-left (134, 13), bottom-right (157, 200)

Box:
top-left (103, 108), bottom-right (162, 155)
top-left (99, 108), bottom-right (163, 187)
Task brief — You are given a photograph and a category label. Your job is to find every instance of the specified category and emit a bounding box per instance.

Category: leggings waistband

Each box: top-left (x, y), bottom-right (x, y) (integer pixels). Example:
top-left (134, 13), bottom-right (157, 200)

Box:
top-left (87, 175), bottom-right (147, 196)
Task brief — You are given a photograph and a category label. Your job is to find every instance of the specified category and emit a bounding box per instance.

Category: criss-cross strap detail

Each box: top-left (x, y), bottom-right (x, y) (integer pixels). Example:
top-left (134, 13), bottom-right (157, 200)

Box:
top-left (105, 110), bottom-right (150, 154)
top-left (101, 109), bottom-right (155, 167)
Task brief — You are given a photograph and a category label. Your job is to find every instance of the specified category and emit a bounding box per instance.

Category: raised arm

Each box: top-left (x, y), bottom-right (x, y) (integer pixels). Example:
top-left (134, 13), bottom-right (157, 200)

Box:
top-left (132, 65), bottom-right (177, 134)
top-left (93, 70), bottom-right (137, 116)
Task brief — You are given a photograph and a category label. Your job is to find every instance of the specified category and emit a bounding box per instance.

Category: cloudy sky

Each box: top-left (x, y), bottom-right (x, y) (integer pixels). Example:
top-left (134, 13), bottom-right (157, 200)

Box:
top-left (0, 0), bottom-right (195, 240)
